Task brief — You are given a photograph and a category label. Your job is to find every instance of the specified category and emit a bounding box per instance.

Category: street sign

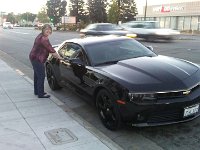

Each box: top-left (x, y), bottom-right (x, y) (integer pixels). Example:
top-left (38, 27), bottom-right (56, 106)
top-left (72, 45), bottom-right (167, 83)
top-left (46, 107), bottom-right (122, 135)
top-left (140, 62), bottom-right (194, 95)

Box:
top-left (61, 16), bottom-right (76, 24)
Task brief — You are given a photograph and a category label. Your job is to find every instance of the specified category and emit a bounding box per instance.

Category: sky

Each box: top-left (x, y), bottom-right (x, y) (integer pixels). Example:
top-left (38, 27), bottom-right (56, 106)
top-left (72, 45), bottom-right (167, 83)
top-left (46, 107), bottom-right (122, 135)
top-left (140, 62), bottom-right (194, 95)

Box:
top-left (0, 0), bottom-right (199, 14)
top-left (0, 0), bottom-right (47, 14)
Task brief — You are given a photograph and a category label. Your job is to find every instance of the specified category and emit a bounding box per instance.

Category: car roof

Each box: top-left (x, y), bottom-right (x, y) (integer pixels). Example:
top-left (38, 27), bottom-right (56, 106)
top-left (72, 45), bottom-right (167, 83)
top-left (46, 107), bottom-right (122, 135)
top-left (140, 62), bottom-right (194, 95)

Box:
top-left (88, 23), bottom-right (113, 25)
top-left (128, 21), bottom-right (158, 23)
top-left (3, 22), bottom-right (12, 24)
top-left (62, 35), bottom-right (131, 46)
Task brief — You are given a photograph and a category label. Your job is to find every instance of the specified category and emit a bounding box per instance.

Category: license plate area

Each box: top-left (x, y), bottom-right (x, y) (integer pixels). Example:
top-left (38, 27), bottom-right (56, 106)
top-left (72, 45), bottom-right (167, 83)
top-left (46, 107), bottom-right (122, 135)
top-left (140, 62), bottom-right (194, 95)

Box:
top-left (183, 104), bottom-right (199, 117)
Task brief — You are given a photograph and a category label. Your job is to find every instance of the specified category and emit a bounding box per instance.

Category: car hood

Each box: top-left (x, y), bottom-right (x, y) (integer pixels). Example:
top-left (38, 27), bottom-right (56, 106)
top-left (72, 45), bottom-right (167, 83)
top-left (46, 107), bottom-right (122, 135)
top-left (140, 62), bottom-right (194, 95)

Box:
top-left (97, 55), bottom-right (199, 92)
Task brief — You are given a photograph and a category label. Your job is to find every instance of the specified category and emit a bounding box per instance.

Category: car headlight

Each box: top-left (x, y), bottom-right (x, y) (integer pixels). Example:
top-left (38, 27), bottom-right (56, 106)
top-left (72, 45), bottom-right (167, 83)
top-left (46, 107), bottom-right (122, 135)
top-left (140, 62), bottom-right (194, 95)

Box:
top-left (128, 93), bottom-right (156, 103)
top-left (126, 33), bottom-right (137, 38)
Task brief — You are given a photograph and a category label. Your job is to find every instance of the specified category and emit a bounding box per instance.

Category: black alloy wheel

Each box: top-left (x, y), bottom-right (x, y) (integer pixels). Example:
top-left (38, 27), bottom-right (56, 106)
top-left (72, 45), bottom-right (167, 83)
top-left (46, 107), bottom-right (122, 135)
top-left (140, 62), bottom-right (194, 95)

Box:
top-left (46, 64), bottom-right (61, 90)
top-left (96, 89), bottom-right (121, 130)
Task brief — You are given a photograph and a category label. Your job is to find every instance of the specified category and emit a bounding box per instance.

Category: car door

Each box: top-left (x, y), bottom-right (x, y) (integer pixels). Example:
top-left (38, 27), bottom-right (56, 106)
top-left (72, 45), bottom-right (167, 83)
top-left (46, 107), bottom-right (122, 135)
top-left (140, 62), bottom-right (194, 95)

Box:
top-left (58, 42), bottom-right (89, 89)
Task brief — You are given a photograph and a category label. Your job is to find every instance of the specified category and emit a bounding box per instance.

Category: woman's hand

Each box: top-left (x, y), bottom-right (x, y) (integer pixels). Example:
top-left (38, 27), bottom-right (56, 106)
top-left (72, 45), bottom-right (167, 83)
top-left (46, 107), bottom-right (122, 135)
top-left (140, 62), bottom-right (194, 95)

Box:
top-left (52, 52), bottom-right (63, 60)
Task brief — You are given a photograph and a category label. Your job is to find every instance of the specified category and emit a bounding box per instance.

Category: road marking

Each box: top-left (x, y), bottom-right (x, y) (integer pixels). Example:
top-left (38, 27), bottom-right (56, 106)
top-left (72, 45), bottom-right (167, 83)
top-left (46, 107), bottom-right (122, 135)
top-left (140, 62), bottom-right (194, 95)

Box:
top-left (15, 69), bottom-right (25, 76)
top-left (10, 31), bottom-right (29, 34)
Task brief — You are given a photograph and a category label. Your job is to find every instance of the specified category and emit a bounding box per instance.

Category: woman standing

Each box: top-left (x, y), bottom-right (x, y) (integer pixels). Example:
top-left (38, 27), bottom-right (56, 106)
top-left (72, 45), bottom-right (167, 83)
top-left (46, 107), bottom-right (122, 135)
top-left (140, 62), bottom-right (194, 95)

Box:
top-left (29, 24), bottom-right (61, 98)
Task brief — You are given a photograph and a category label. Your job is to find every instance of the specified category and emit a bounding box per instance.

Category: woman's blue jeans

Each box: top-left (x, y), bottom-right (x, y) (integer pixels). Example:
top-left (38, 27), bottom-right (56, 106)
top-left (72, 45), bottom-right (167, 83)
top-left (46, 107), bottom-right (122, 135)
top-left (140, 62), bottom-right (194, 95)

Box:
top-left (31, 60), bottom-right (45, 97)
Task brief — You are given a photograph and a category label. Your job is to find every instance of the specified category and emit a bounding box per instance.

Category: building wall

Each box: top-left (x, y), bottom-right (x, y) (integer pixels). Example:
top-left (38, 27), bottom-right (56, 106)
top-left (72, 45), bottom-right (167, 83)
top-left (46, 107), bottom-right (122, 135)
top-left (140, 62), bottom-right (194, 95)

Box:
top-left (136, 1), bottom-right (200, 31)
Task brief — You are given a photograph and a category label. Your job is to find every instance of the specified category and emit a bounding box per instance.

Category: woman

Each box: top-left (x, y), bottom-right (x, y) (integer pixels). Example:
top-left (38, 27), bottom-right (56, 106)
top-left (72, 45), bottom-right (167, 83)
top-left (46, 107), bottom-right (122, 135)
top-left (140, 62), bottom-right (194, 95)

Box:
top-left (29, 24), bottom-right (61, 98)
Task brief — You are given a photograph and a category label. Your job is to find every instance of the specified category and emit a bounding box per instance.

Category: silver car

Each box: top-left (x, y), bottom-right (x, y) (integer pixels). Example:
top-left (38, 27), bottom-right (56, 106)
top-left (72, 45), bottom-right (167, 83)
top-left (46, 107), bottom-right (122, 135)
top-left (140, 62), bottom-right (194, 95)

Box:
top-left (121, 21), bottom-right (180, 42)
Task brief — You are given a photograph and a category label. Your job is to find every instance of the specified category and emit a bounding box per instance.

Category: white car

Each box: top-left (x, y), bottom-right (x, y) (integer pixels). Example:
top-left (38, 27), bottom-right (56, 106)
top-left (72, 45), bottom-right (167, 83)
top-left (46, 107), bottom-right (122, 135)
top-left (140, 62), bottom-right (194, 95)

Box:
top-left (121, 21), bottom-right (180, 42)
top-left (3, 22), bottom-right (13, 29)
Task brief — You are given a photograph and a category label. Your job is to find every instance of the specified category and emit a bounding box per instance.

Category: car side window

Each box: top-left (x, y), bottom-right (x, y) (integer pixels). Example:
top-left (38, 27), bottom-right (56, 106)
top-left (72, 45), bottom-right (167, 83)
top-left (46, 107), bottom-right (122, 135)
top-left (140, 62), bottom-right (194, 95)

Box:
top-left (86, 24), bottom-right (97, 30)
top-left (72, 51), bottom-right (87, 64)
top-left (58, 43), bottom-right (80, 58)
top-left (96, 25), bottom-right (102, 31)
top-left (135, 24), bottom-right (144, 28)
top-left (58, 43), bottom-right (88, 65)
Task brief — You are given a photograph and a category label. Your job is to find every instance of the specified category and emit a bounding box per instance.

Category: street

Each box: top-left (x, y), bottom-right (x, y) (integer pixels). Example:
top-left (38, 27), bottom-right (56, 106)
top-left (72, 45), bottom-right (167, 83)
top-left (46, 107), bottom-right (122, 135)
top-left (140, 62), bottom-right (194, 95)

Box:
top-left (0, 27), bottom-right (200, 150)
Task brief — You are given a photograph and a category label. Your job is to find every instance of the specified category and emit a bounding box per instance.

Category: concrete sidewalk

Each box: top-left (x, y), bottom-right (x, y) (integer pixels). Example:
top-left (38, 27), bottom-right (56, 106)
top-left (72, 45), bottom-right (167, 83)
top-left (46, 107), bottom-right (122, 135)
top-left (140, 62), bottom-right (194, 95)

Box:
top-left (0, 59), bottom-right (122, 150)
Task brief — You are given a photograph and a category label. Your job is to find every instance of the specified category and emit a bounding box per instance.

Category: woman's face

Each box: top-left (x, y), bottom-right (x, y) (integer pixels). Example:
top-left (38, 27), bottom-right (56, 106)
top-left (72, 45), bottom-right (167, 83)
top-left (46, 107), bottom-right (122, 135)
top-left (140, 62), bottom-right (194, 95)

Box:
top-left (43, 28), bottom-right (52, 37)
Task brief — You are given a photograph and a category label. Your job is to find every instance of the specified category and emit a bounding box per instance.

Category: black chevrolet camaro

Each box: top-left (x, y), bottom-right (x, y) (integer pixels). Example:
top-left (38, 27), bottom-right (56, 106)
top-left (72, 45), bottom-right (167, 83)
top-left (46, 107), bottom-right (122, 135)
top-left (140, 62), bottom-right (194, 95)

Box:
top-left (46, 36), bottom-right (200, 130)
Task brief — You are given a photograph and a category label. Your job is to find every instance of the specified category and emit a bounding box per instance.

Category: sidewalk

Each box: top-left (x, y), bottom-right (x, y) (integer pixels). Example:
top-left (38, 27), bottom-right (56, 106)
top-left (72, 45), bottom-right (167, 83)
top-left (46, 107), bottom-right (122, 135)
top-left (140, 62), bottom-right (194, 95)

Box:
top-left (0, 59), bottom-right (122, 150)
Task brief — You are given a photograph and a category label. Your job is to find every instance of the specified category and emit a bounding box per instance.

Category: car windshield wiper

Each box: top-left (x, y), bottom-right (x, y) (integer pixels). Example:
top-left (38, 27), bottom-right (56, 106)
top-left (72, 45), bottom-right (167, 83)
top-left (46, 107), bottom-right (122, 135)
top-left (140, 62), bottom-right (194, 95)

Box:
top-left (95, 60), bottom-right (119, 66)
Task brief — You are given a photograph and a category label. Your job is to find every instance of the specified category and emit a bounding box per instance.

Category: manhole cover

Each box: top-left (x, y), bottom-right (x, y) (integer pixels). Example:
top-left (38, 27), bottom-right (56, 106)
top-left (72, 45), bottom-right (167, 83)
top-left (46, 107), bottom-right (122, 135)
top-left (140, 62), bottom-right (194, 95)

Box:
top-left (44, 128), bottom-right (78, 145)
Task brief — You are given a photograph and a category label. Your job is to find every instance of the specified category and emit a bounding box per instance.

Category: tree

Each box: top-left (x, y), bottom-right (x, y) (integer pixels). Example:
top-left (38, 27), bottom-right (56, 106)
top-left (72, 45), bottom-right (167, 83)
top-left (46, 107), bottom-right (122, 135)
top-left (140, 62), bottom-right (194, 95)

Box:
top-left (15, 14), bottom-right (22, 24)
top-left (69, 0), bottom-right (89, 23)
top-left (6, 13), bottom-right (15, 24)
top-left (88, 0), bottom-right (108, 23)
top-left (20, 12), bottom-right (36, 23)
top-left (108, 0), bottom-right (119, 24)
top-left (119, 0), bottom-right (138, 22)
top-left (37, 8), bottom-right (50, 23)
top-left (46, 0), bottom-right (67, 26)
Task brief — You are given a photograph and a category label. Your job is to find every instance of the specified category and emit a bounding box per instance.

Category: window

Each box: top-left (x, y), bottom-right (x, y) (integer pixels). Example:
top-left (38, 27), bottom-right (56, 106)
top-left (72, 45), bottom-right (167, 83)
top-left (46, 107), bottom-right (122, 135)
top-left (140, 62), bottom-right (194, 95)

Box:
top-left (184, 17), bottom-right (191, 30)
top-left (58, 43), bottom-right (88, 65)
top-left (58, 43), bottom-right (81, 58)
top-left (191, 16), bottom-right (198, 30)
top-left (85, 39), bottom-right (156, 66)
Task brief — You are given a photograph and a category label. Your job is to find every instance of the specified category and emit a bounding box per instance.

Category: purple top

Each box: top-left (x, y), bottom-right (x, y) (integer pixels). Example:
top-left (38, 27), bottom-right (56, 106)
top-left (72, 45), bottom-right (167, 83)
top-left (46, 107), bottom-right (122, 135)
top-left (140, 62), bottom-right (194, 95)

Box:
top-left (29, 33), bottom-right (56, 63)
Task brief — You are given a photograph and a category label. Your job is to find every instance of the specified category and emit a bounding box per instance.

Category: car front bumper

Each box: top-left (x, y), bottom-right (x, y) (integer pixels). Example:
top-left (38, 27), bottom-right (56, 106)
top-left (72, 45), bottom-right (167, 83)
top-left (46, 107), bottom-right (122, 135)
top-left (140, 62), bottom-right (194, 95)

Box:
top-left (118, 88), bottom-right (200, 127)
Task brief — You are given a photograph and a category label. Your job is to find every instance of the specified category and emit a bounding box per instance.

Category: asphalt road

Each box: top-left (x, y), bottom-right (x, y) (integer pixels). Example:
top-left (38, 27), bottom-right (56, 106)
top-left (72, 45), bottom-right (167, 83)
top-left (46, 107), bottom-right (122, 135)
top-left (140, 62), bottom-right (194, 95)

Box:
top-left (1, 27), bottom-right (200, 150)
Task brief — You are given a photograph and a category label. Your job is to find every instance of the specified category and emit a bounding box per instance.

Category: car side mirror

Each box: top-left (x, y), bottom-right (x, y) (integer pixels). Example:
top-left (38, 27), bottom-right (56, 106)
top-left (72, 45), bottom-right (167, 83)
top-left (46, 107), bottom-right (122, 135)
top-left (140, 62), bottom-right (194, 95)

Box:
top-left (52, 44), bottom-right (60, 48)
top-left (146, 46), bottom-right (154, 51)
top-left (70, 58), bottom-right (85, 66)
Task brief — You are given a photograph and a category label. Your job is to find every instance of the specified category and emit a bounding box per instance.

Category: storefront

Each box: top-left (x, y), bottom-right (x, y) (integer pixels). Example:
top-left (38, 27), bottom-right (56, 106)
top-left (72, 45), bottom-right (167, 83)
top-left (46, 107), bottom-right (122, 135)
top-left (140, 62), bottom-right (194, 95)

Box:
top-left (136, 1), bottom-right (200, 31)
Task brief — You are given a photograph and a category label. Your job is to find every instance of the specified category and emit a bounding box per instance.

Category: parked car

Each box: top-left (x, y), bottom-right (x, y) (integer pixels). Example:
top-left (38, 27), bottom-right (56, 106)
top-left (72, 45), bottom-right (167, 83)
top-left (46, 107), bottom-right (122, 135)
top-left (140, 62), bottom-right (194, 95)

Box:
top-left (3, 22), bottom-right (13, 29)
top-left (121, 21), bottom-right (180, 42)
top-left (35, 22), bottom-right (55, 30)
top-left (80, 23), bottom-right (136, 38)
top-left (46, 35), bottom-right (200, 130)
top-left (14, 24), bottom-right (20, 27)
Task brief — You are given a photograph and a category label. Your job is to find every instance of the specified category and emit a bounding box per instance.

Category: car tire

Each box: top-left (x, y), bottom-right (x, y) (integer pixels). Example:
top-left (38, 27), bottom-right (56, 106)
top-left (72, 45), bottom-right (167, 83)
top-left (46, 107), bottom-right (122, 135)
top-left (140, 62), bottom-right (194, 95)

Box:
top-left (96, 89), bottom-right (122, 130)
top-left (46, 64), bottom-right (61, 90)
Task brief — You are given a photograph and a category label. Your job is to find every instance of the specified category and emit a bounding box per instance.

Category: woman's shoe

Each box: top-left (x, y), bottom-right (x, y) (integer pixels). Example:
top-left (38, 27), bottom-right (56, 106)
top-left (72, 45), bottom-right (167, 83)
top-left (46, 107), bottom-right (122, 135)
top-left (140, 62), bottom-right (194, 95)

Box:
top-left (38, 94), bottom-right (50, 98)
top-left (35, 92), bottom-right (47, 95)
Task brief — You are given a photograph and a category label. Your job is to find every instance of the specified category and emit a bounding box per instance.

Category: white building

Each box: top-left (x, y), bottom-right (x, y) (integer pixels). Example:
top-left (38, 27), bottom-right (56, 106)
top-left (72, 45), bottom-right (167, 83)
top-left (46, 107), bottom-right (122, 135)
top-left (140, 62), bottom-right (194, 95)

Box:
top-left (136, 0), bottom-right (200, 31)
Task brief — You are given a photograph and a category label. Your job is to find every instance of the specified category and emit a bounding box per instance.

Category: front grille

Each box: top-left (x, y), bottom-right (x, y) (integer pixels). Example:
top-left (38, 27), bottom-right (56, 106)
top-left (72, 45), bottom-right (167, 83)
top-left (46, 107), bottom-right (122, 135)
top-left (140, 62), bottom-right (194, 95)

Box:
top-left (147, 108), bottom-right (200, 123)
top-left (148, 109), bottom-right (181, 123)
top-left (157, 91), bottom-right (184, 99)
top-left (156, 84), bottom-right (200, 99)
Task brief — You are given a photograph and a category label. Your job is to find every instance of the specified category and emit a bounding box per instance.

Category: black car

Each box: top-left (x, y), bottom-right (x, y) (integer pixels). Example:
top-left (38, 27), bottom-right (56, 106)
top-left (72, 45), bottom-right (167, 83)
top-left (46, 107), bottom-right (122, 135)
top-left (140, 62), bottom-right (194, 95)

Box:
top-left (80, 23), bottom-right (136, 38)
top-left (46, 36), bottom-right (200, 130)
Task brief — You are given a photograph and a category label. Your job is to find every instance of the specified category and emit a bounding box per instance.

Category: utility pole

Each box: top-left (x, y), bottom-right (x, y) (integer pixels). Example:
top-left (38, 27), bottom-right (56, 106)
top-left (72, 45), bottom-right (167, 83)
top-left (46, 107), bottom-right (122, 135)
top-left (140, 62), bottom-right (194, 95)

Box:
top-left (26, 13), bottom-right (28, 25)
top-left (117, 0), bottom-right (121, 24)
top-left (0, 12), bottom-right (6, 25)
top-left (144, 0), bottom-right (147, 21)
top-left (76, 0), bottom-right (79, 24)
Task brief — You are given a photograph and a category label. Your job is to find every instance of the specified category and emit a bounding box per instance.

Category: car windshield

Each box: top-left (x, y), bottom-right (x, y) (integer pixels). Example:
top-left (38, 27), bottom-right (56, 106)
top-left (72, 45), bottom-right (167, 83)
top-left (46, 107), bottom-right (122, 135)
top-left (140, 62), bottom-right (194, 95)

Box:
top-left (125, 21), bottom-right (160, 29)
top-left (86, 24), bottom-right (123, 31)
top-left (145, 22), bottom-right (160, 29)
top-left (85, 38), bottom-right (157, 66)
top-left (100, 24), bottom-right (123, 30)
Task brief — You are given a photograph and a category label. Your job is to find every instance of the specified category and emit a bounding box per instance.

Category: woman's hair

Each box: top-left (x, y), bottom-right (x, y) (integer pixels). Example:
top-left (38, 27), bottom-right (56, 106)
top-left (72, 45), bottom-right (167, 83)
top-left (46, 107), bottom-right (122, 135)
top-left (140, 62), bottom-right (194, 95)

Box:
top-left (42, 24), bottom-right (52, 35)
